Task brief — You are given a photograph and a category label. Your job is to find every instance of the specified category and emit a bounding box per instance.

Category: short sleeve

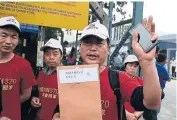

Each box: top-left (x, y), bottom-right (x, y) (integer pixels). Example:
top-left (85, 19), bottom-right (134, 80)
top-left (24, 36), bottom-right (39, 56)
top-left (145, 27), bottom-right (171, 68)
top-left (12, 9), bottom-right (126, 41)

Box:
top-left (119, 72), bottom-right (142, 102)
top-left (137, 77), bottom-right (144, 85)
top-left (20, 61), bottom-right (36, 90)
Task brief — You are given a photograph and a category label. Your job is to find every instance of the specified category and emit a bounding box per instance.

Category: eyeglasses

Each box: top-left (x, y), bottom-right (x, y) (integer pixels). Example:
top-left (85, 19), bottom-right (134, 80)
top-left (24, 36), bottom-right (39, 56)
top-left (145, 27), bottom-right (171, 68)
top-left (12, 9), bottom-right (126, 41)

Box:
top-left (0, 32), bottom-right (18, 41)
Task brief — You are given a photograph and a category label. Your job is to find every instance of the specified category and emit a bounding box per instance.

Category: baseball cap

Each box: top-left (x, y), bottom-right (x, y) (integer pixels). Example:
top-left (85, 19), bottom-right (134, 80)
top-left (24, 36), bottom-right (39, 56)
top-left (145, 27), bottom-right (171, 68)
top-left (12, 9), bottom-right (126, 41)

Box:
top-left (124, 55), bottom-right (139, 64)
top-left (79, 22), bottom-right (109, 41)
top-left (40, 38), bottom-right (63, 54)
top-left (0, 16), bottom-right (21, 32)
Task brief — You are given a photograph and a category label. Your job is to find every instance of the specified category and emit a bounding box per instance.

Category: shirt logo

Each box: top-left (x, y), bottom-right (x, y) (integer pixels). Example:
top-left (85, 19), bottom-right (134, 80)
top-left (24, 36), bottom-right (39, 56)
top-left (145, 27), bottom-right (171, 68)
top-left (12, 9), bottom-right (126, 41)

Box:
top-left (0, 78), bottom-right (17, 91)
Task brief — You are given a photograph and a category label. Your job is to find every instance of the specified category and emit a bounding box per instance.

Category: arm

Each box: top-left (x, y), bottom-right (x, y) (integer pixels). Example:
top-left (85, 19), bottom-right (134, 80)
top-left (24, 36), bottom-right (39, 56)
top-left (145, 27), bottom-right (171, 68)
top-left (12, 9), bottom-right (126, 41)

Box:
top-left (125, 110), bottom-right (137, 120)
top-left (140, 61), bottom-right (161, 109)
top-left (0, 117), bottom-right (11, 120)
top-left (131, 16), bottom-right (161, 110)
top-left (20, 87), bottom-right (32, 103)
top-left (20, 61), bottom-right (36, 103)
top-left (31, 74), bottom-right (41, 108)
top-left (30, 85), bottom-right (41, 108)
top-left (123, 79), bottom-right (144, 118)
top-left (0, 83), bottom-right (9, 120)
top-left (134, 111), bottom-right (144, 118)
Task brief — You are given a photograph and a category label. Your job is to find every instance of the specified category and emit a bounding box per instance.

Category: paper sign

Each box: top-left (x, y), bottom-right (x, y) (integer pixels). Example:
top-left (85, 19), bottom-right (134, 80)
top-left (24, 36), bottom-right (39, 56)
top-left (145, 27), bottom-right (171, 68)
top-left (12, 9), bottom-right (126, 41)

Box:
top-left (58, 66), bottom-right (99, 83)
top-left (57, 64), bottom-right (102, 120)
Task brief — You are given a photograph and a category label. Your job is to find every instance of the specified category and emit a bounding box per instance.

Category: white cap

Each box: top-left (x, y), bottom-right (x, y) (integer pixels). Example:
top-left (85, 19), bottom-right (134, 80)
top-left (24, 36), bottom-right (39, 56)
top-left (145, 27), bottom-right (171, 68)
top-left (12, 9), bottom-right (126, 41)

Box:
top-left (40, 38), bottom-right (63, 54)
top-left (124, 55), bottom-right (139, 64)
top-left (0, 16), bottom-right (21, 32)
top-left (79, 22), bottom-right (109, 41)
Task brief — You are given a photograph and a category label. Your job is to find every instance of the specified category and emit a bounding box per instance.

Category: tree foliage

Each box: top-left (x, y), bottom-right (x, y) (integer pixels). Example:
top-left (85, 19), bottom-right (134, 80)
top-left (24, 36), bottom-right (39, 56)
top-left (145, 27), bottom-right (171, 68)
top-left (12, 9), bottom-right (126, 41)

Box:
top-left (89, 2), bottom-right (129, 23)
top-left (44, 27), bottom-right (64, 44)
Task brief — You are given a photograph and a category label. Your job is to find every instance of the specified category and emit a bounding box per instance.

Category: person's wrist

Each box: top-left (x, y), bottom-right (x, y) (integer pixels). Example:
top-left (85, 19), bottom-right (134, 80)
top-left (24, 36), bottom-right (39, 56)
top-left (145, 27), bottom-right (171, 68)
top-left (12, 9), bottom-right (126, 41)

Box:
top-left (139, 58), bottom-right (154, 67)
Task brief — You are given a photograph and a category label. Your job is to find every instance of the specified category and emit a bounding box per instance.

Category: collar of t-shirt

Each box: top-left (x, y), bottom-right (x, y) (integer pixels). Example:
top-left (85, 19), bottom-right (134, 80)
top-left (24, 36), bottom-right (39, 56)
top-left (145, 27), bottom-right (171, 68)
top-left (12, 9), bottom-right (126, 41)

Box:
top-left (156, 62), bottom-right (164, 67)
top-left (43, 67), bottom-right (56, 75)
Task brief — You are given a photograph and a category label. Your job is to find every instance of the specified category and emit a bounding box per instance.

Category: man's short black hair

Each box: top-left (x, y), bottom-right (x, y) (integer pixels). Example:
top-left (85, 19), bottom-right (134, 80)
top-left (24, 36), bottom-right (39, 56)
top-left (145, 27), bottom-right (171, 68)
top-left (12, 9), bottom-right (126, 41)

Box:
top-left (157, 53), bottom-right (167, 63)
top-left (81, 35), bottom-right (110, 45)
top-left (0, 25), bottom-right (20, 34)
top-left (43, 47), bottom-right (62, 55)
top-left (125, 62), bottom-right (139, 68)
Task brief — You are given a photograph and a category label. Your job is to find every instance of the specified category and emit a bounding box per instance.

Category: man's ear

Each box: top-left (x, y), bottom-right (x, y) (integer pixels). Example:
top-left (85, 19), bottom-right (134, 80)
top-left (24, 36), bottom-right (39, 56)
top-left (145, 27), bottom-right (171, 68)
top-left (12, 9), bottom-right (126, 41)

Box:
top-left (107, 44), bottom-right (110, 55)
top-left (16, 38), bottom-right (20, 46)
top-left (79, 41), bottom-right (82, 47)
top-left (107, 51), bottom-right (110, 55)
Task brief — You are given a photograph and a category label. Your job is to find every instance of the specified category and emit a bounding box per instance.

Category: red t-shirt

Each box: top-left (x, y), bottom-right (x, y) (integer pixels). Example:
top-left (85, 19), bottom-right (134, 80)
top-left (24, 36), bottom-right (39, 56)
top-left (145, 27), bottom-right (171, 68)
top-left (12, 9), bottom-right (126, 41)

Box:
top-left (0, 54), bottom-right (36, 120)
top-left (124, 76), bottom-right (144, 113)
top-left (100, 67), bottom-right (142, 120)
top-left (36, 71), bottom-right (59, 120)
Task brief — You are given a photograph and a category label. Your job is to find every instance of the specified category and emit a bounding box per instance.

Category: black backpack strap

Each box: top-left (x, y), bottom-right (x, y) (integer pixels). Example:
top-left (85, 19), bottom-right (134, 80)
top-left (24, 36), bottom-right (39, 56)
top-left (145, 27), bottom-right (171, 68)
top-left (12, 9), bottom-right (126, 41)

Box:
top-left (108, 68), bottom-right (126, 120)
top-left (53, 104), bottom-right (60, 117)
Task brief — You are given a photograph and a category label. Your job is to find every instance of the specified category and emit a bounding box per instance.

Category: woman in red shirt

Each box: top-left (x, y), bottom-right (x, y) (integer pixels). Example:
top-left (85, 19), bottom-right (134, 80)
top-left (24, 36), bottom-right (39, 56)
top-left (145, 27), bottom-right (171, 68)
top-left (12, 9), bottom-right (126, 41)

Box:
top-left (123, 55), bottom-right (144, 120)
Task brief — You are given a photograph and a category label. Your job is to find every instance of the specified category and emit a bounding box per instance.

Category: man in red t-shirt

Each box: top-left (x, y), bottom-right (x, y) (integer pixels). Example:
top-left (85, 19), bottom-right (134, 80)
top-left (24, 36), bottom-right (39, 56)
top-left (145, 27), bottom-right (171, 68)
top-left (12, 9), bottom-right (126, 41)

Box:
top-left (122, 55), bottom-right (144, 119)
top-left (53, 16), bottom-right (161, 120)
top-left (0, 16), bottom-right (36, 120)
top-left (31, 38), bottom-right (63, 120)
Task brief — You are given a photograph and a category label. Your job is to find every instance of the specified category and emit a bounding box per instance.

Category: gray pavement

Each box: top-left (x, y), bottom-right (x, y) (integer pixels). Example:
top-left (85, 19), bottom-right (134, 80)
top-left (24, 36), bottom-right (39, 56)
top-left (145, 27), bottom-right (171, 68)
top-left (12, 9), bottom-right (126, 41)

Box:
top-left (158, 80), bottom-right (176, 120)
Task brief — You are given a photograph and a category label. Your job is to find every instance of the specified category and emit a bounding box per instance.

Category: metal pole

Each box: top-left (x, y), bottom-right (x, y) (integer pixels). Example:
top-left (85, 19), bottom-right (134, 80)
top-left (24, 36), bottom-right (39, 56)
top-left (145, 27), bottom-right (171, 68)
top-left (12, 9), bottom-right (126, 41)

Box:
top-left (41, 26), bottom-right (45, 42)
top-left (36, 26), bottom-right (45, 76)
top-left (131, 2), bottom-right (144, 77)
top-left (75, 30), bottom-right (79, 65)
top-left (131, 1), bottom-right (144, 54)
top-left (132, 2), bottom-right (144, 26)
top-left (107, 1), bottom-right (114, 66)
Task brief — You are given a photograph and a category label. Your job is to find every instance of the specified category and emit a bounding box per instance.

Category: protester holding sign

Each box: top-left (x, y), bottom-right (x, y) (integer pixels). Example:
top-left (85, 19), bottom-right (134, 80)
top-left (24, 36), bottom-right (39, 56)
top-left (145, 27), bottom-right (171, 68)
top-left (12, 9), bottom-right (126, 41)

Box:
top-left (0, 16), bottom-right (36, 120)
top-left (31, 38), bottom-right (63, 120)
top-left (53, 16), bottom-right (161, 120)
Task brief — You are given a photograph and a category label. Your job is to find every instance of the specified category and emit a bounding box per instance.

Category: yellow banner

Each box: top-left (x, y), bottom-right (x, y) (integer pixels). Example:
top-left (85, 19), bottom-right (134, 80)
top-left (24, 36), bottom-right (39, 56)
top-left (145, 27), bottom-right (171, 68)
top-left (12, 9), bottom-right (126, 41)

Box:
top-left (0, 2), bottom-right (89, 30)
